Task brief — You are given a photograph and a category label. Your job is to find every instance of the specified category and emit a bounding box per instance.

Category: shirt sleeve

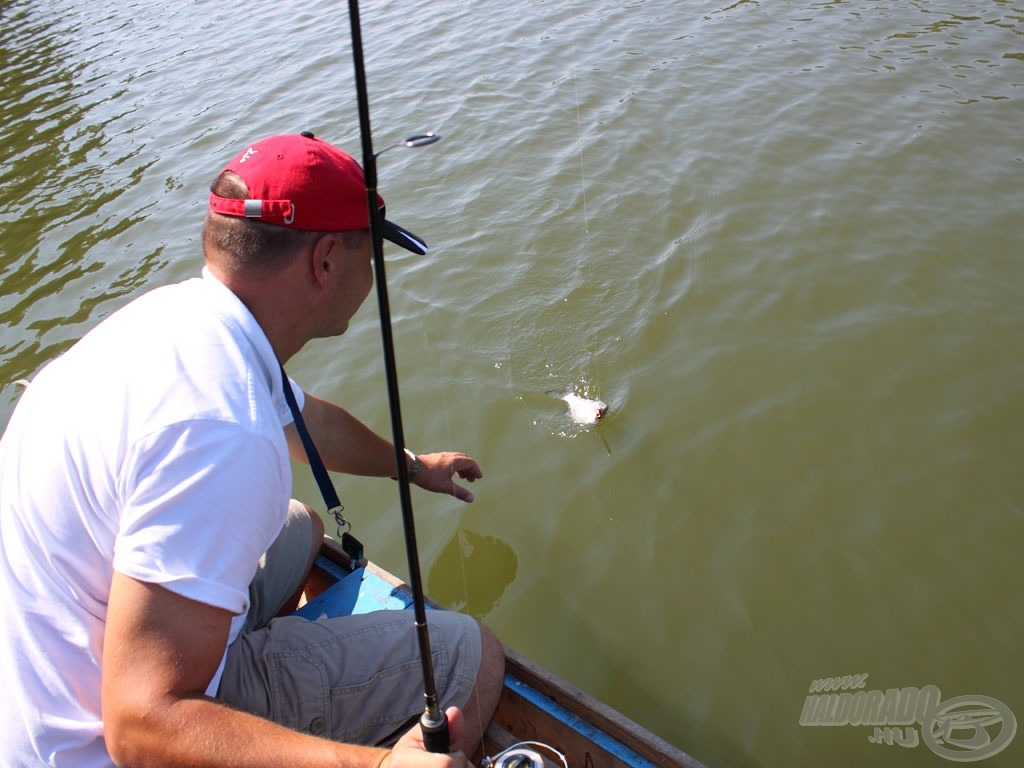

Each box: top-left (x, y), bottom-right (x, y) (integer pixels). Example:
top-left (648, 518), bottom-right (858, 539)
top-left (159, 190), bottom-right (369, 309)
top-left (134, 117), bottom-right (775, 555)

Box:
top-left (113, 419), bottom-right (291, 616)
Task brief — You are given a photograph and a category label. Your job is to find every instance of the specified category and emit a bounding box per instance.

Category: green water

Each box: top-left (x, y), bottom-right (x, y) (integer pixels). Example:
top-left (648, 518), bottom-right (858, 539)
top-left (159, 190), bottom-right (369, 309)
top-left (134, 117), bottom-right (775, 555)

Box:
top-left (2, 1), bottom-right (1022, 765)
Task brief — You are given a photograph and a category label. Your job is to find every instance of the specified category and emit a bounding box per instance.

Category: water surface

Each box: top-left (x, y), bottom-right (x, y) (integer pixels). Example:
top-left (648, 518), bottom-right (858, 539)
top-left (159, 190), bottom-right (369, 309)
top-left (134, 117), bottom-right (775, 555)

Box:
top-left (2, 1), bottom-right (1022, 765)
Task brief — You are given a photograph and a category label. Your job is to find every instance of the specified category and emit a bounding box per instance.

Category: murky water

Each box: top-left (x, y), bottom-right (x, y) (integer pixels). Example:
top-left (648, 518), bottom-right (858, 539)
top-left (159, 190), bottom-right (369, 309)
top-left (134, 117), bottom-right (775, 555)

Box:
top-left (2, 1), bottom-right (1022, 765)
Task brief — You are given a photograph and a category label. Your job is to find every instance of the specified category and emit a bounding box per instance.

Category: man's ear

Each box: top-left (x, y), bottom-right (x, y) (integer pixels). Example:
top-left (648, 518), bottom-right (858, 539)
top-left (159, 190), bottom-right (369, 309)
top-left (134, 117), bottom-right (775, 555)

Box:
top-left (310, 234), bottom-right (337, 289)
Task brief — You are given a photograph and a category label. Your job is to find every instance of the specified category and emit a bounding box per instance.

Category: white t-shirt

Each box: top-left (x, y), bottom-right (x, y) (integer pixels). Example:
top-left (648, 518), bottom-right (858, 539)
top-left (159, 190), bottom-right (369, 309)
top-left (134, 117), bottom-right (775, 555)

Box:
top-left (0, 270), bottom-right (301, 766)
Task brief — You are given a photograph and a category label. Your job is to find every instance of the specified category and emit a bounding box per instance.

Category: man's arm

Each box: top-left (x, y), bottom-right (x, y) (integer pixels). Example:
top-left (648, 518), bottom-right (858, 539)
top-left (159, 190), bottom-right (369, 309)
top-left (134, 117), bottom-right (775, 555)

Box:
top-left (285, 393), bottom-right (482, 502)
top-left (102, 570), bottom-right (467, 768)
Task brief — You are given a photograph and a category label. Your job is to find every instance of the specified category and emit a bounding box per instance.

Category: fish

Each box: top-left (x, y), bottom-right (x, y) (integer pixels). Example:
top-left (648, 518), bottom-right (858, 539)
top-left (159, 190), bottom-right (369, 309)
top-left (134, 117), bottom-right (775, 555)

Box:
top-left (550, 391), bottom-right (608, 425)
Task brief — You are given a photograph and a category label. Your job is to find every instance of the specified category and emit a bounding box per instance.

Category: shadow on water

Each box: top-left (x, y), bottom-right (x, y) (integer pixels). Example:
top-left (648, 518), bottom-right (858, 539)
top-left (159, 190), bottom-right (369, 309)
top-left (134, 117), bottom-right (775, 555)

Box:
top-left (427, 528), bottom-right (518, 621)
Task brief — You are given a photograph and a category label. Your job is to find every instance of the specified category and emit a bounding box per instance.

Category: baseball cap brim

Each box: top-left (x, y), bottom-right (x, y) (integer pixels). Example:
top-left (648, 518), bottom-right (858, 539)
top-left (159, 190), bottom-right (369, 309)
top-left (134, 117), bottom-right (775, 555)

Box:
top-left (381, 218), bottom-right (428, 255)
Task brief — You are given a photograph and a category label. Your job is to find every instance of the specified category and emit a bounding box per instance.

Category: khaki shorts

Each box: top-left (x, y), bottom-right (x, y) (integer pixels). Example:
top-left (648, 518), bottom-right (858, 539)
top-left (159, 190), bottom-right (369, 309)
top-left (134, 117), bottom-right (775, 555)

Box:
top-left (218, 502), bottom-right (482, 746)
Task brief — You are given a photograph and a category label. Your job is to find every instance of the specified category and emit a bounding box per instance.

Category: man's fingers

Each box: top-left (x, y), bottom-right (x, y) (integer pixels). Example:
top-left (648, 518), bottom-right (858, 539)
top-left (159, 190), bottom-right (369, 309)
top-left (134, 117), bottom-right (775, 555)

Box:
top-left (449, 456), bottom-right (482, 480)
top-left (445, 706), bottom-right (465, 746)
top-left (451, 483), bottom-right (475, 503)
top-left (414, 453), bottom-right (482, 502)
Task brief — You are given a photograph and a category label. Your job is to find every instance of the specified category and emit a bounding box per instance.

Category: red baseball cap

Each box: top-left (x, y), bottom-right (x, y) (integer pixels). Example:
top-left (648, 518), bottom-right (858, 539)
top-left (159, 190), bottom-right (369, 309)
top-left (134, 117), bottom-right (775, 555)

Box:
top-left (208, 131), bottom-right (427, 254)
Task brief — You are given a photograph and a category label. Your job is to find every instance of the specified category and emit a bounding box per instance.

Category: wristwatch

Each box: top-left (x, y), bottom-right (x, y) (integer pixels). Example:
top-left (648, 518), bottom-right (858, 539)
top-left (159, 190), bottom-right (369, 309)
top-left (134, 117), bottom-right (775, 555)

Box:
top-left (404, 448), bottom-right (422, 480)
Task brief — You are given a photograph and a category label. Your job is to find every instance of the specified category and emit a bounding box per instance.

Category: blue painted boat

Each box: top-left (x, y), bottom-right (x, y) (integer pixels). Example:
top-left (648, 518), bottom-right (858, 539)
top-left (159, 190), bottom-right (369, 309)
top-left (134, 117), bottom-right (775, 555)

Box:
top-left (295, 537), bottom-right (707, 768)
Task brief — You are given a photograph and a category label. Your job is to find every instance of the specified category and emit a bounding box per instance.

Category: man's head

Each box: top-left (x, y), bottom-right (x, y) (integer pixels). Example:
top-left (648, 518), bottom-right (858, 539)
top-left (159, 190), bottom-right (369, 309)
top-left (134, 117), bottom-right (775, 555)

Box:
top-left (202, 132), bottom-right (428, 355)
top-left (203, 131), bottom-right (427, 278)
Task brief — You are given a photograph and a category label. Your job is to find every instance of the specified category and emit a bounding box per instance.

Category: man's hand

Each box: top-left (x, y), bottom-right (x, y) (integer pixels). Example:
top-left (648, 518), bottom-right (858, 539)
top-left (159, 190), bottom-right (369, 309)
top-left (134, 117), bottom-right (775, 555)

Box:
top-left (387, 707), bottom-right (470, 768)
top-left (289, 396), bottom-right (483, 505)
top-left (413, 452), bottom-right (483, 503)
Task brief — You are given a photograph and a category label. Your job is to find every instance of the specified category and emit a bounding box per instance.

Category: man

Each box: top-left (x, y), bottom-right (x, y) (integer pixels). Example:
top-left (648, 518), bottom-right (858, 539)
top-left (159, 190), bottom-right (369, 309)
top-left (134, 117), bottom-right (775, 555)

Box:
top-left (0, 132), bottom-right (504, 767)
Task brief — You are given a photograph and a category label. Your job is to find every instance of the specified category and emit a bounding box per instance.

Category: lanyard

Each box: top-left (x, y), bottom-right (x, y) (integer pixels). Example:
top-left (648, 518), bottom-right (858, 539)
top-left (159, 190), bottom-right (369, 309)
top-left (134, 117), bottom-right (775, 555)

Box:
top-left (279, 364), bottom-right (363, 565)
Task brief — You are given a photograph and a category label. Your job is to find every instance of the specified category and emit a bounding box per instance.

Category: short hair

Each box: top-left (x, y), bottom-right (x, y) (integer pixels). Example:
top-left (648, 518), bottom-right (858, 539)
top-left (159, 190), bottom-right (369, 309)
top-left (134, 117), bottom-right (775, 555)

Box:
top-left (202, 170), bottom-right (329, 278)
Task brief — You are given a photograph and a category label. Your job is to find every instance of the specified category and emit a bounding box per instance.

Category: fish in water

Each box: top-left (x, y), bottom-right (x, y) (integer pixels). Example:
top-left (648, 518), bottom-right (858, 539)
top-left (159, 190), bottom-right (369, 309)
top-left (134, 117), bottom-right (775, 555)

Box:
top-left (550, 391), bottom-right (608, 425)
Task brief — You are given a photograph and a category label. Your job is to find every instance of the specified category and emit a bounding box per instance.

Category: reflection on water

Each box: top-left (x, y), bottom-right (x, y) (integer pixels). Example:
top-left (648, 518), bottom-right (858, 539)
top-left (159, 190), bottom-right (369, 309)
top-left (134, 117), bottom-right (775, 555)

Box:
top-left (0, 2), bottom-right (164, 384)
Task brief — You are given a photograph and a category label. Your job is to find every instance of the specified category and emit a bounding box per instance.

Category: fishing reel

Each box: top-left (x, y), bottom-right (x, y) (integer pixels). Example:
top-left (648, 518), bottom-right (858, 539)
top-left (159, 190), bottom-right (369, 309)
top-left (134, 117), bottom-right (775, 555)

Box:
top-left (482, 742), bottom-right (567, 768)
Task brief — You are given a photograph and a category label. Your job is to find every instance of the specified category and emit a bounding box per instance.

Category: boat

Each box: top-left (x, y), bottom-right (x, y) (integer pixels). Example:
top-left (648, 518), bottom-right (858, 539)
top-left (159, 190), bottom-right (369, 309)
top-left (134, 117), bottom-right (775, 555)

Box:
top-left (294, 536), bottom-right (708, 768)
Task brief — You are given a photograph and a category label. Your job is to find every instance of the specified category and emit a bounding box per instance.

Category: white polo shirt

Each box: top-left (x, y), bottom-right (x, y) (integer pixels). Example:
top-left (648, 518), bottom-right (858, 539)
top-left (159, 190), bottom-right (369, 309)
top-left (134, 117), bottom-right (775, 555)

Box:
top-left (0, 270), bottom-right (300, 766)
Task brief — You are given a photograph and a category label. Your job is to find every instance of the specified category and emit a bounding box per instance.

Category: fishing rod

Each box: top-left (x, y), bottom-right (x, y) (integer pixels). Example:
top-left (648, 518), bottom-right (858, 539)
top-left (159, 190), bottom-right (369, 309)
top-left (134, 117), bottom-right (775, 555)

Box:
top-left (345, 0), bottom-right (451, 755)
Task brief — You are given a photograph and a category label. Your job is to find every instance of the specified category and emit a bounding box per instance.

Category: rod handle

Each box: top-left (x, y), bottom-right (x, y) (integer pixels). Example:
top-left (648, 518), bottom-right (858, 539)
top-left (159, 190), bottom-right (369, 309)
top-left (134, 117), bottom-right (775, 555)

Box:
top-left (421, 709), bottom-right (450, 754)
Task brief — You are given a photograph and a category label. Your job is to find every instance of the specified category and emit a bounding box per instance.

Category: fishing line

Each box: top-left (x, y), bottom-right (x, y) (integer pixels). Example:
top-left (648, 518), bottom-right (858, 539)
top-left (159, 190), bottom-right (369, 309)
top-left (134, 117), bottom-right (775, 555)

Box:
top-left (432, 320), bottom-right (489, 747)
top-left (453, 524), bottom-right (492, 751)
top-left (479, 8), bottom-right (603, 766)
top-left (345, 0), bottom-right (449, 753)
top-left (568, 1), bottom-right (608, 434)
top-left (569, 0), bottom-right (590, 235)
